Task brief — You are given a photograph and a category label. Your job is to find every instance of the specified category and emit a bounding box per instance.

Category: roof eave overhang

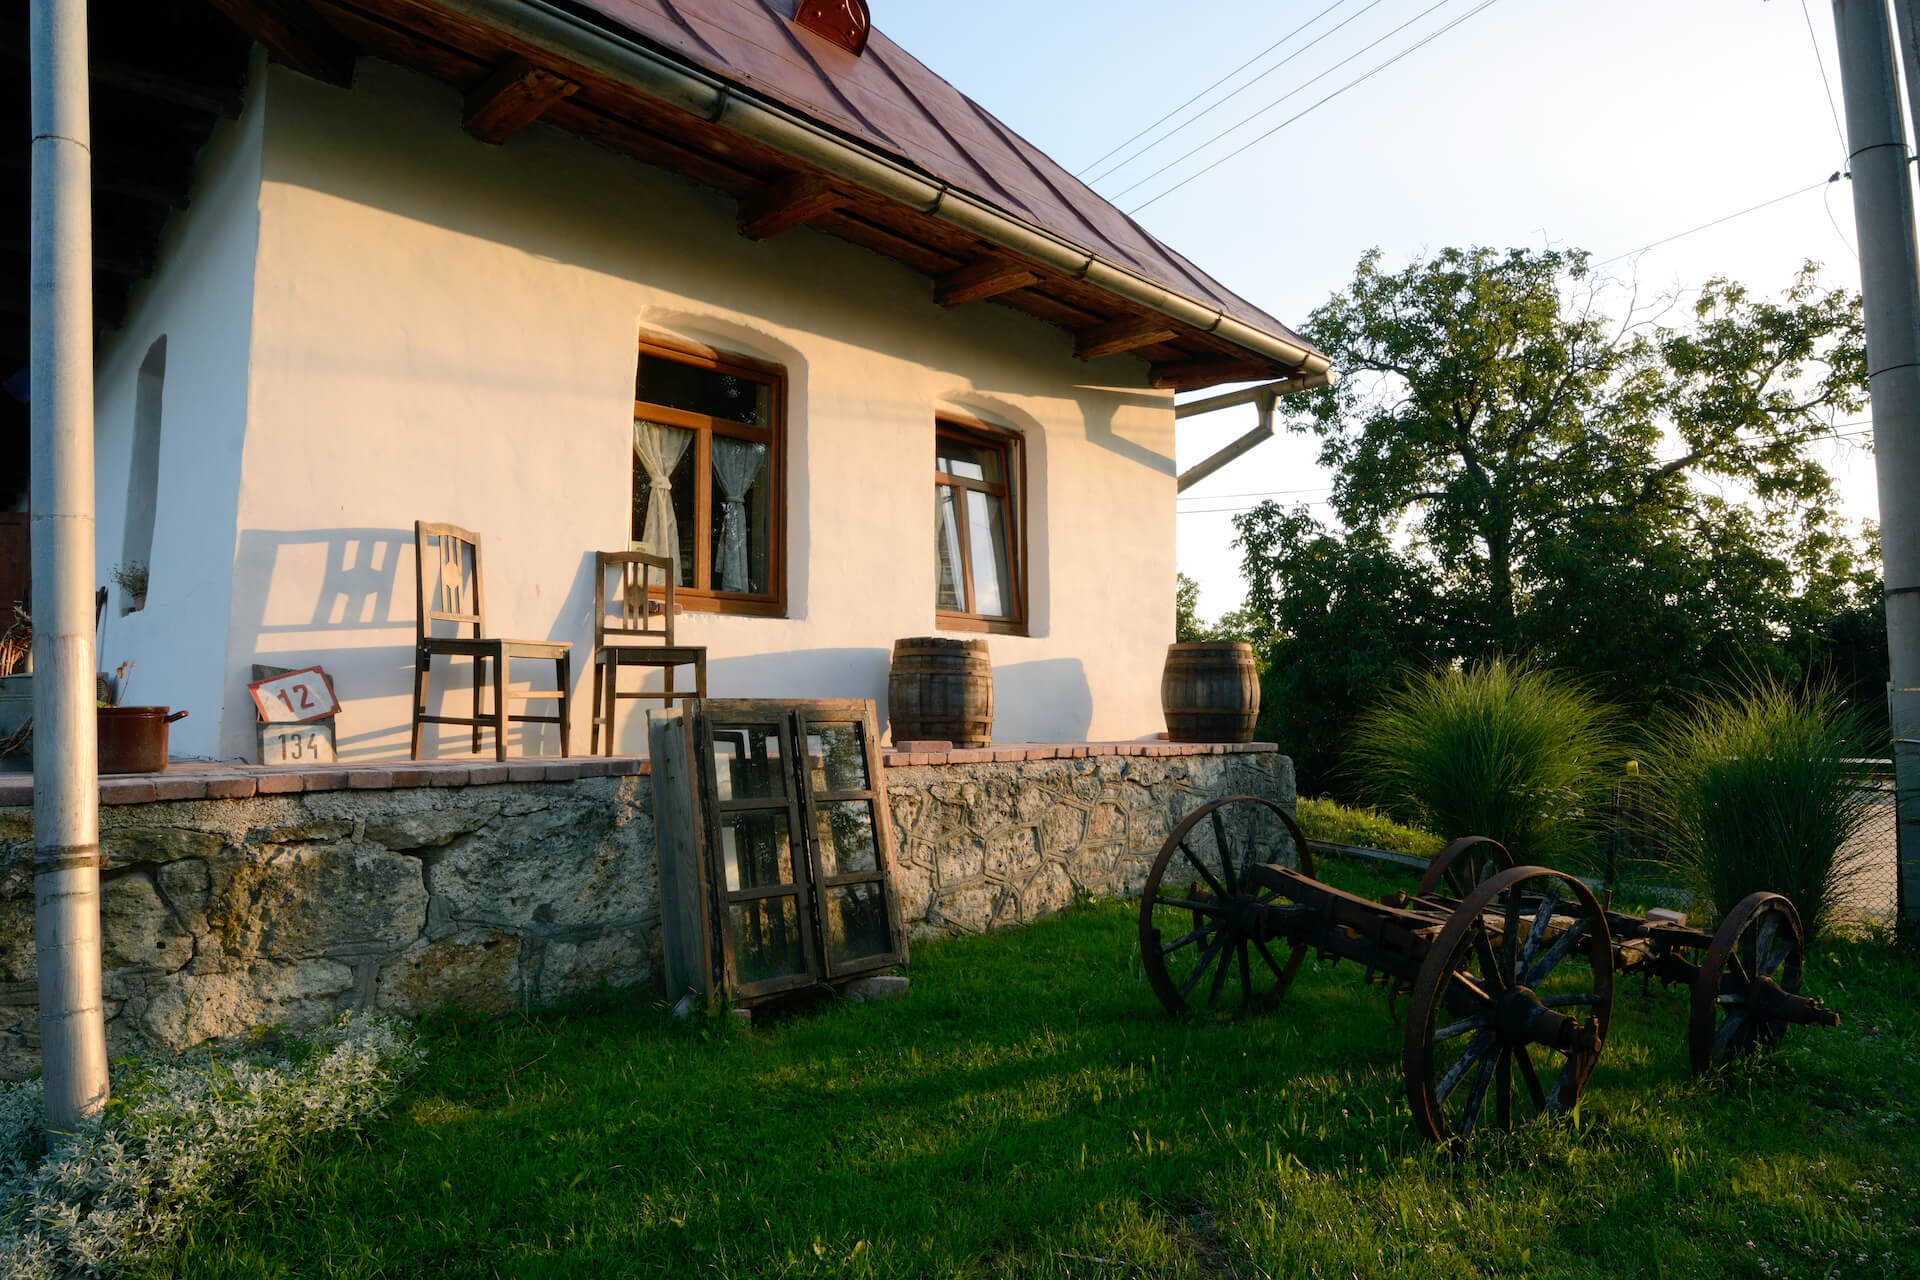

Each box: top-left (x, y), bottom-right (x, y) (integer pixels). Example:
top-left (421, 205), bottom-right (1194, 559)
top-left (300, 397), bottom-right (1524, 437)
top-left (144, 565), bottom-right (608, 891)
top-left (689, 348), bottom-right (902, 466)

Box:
top-left (432, 0), bottom-right (1331, 382)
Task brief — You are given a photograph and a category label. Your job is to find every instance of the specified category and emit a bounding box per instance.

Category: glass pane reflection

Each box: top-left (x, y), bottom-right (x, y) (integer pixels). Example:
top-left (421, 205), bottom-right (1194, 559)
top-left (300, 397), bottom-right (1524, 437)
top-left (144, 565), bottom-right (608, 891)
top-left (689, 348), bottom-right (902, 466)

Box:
top-left (825, 882), bottom-right (891, 966)
top-left (730, 897), bottom-right (805, 984)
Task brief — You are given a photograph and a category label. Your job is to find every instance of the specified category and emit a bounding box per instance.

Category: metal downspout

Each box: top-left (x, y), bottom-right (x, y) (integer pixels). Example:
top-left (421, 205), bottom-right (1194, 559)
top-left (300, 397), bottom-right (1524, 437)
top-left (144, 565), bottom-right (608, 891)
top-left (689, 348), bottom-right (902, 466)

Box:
top-left (29, 0), bottom-right (108, 1133)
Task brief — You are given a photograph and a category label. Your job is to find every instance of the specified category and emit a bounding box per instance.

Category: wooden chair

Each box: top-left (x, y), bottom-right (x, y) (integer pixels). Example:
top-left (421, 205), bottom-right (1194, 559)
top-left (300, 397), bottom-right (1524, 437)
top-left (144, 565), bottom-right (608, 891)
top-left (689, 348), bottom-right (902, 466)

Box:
top-left (590, 550), bottom-right (707, 755)
top-left (411, 521), bottom-right (572, 760)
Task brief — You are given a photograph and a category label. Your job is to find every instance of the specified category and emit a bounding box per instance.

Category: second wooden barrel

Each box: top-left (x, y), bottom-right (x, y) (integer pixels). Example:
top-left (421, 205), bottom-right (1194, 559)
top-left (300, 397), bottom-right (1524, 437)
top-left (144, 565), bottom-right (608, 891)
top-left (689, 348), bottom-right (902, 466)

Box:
top-left (1161, 642), bottom-right (1260, 743)
top-left (888, 637), bottom-right (992, 747)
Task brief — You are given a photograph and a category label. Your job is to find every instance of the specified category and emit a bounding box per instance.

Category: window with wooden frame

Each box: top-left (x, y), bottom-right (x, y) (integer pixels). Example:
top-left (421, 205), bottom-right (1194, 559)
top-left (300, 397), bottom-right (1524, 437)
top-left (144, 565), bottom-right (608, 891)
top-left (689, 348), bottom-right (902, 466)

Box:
top-left (631, 338), bottom-right (785, 616)
top-left (934, 419), bottom-right (1025, 633)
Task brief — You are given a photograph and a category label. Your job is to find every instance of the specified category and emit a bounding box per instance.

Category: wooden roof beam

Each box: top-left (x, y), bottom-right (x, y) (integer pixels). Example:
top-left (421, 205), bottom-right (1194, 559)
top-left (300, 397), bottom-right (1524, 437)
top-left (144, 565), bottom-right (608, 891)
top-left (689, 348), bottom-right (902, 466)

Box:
top-left (464, 55), bottom-right (580, 144)
top-left (1149, 358), bottom-right (1277, 391)
top-left (1076, 314), bottom-right (1179, 361)
top-left (202, 0), bottom-right (357, 89)
top-left (936, 256), bottom-right (1039, 307)
top-left (738, 172), bottom-right (850, 240)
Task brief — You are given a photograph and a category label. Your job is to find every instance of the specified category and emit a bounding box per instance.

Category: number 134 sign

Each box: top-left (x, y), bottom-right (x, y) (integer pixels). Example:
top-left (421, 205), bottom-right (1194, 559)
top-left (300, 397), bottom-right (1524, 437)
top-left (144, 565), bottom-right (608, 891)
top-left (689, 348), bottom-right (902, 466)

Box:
top-left (248, 666), bottom-right (339, 724)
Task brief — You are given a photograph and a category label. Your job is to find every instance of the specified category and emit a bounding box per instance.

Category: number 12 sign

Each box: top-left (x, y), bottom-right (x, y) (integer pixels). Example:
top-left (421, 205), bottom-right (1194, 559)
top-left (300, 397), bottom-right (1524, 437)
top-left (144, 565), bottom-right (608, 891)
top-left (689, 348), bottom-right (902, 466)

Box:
top-left (248, 666), bottom-right (339, 724)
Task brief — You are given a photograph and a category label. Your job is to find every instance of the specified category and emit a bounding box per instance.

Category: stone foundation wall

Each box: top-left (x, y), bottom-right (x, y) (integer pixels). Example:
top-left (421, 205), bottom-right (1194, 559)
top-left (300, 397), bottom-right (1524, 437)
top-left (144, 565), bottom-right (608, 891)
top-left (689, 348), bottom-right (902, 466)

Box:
top-left (0, 746), bottom-right (1292, 1077)
top-left (888, 751), bottom-right (1293, 937)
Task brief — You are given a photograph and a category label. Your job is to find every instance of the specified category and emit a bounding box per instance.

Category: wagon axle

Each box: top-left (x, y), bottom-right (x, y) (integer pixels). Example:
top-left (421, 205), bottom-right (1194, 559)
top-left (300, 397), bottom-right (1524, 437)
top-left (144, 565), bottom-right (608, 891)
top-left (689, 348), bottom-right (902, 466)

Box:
top-left (1137, 795), bottom-right (1840, 1145)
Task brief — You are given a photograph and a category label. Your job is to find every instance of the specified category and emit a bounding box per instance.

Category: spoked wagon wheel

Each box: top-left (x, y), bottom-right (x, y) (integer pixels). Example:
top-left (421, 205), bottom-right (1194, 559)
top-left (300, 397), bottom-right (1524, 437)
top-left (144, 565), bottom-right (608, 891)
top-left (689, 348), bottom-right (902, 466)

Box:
top-left (1138, 795), bottom-right (1315, 1018)
top-left (1689, 892), bottom-right (1807, 1076)
top-left (1404, 865), bottom-right (1614, 1146)
top-left (1414, 835), bottom-right (1515, 901)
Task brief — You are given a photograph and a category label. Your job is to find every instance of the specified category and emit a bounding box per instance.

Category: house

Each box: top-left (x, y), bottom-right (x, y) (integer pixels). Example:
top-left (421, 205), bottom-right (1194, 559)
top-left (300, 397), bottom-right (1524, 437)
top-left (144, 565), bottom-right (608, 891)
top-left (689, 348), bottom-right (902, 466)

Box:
top-left (14, 0), bottom-right (1328, 762)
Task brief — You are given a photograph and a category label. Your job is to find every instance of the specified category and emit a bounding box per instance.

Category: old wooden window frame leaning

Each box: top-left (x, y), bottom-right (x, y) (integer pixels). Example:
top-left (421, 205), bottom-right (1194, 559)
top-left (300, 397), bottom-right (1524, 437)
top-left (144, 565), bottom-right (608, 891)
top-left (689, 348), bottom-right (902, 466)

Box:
top-left (632, 336), bottom-right (787, 617)
top-left (934, 415), bottom-right (1027, 635)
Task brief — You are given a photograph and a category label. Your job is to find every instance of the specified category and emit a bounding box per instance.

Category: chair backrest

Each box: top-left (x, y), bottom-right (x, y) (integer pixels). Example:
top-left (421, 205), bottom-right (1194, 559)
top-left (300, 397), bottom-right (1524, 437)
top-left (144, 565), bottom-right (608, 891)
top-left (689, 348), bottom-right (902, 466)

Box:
top-left (594, 550), bottom-right (675, 650)
top-left (415, 521), bottom-right (486, 642)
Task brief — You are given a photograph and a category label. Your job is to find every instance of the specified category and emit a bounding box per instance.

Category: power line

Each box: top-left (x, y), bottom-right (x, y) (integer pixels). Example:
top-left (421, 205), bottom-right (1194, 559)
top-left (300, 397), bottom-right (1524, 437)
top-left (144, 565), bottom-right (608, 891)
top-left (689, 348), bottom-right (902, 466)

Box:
top-left (1799, 0), bottom-right (1850, 164)
top-left (1593, 178), bottom-right (1833, 268)
top-left (1112, 0), bottom-right (1466, 202)
top-left (1084, 0), bottom-right (1389, 184)
top-left (1178, 485), bottom-right (1332, 502)
top-left (1128, 0), bottom-right (1507, 214)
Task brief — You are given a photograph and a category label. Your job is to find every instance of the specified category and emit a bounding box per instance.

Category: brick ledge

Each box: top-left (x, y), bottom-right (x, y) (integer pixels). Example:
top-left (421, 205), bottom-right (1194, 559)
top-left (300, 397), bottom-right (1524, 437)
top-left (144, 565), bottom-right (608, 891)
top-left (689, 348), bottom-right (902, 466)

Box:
top-left (0, 741), bottom-right (1278, 808)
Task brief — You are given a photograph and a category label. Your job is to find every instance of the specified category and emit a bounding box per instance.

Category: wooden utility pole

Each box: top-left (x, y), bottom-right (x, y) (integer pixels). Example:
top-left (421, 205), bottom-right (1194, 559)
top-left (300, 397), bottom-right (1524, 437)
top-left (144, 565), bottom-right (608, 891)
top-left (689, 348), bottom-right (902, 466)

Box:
top-left (1833, 0), bottom-right (1920, 935)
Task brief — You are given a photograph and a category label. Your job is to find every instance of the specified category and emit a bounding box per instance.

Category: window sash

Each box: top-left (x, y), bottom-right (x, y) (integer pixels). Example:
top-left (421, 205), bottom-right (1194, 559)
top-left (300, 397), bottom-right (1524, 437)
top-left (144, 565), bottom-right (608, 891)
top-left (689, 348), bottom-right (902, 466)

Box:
top-left (934, 423), bottom-right (1023, 632)
top-left (632, 341), bottom-right (784, 615)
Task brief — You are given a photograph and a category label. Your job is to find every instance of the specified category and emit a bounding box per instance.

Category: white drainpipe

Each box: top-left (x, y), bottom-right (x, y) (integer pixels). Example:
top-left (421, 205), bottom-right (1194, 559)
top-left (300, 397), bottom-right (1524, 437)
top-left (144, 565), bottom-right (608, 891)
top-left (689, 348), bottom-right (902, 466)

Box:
top-left (30, 0), bottom-right (109, 1133)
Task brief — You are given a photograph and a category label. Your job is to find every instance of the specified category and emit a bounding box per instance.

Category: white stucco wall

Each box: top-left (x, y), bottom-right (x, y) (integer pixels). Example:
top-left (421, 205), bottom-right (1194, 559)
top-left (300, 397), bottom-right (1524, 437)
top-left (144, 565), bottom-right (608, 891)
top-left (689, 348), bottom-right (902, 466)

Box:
top-left (139, 58), bottom-right (1180, 761)
top-left (92, 78), bottom-right (266, 760)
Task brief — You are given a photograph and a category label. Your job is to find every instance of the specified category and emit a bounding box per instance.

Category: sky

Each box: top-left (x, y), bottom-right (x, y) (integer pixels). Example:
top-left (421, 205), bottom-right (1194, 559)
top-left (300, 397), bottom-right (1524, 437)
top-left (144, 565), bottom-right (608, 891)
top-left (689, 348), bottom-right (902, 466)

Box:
top-left (882, 0), bottom-right (1883, 624)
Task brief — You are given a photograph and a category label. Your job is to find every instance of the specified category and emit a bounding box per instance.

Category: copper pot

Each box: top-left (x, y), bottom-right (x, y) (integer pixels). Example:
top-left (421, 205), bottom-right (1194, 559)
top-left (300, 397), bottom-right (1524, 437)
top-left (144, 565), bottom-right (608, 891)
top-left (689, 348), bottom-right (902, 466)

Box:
top-left (97, 706), bottom-right (188, 775)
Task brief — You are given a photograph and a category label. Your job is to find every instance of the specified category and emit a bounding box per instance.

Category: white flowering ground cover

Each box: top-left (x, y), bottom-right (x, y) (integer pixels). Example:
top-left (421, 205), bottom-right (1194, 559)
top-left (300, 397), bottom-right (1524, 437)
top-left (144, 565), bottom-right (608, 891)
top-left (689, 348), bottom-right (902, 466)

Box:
top-left (0, 1014), bottom-right (421, 1280)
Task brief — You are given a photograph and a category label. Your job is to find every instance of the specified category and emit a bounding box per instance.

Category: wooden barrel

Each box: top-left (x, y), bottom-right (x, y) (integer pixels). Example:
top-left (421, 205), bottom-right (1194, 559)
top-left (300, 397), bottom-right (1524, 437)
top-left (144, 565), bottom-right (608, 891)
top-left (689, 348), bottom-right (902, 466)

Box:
top-left (1161, 642), bottom-right (1259, 743)
top-left (888, 637), bottom-right (992, 747)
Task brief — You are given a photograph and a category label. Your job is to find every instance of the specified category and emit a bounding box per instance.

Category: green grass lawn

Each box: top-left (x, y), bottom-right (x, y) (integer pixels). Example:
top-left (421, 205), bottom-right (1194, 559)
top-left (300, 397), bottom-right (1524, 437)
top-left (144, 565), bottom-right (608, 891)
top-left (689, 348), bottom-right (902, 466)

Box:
top-left (159, 859), bottom-right (1920, 1279)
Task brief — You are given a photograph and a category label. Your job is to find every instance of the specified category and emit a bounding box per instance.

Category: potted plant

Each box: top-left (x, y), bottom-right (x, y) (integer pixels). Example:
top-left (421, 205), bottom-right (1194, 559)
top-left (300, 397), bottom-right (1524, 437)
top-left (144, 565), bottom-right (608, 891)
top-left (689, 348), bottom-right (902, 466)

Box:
top-left (112, 560), bottom-right (148, 613)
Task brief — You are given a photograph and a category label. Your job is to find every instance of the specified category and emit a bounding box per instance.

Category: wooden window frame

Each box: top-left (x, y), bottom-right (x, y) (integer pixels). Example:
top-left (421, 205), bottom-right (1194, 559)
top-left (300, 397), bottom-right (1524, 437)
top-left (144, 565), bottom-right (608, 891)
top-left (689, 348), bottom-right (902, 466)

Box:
top-left (934, 416), bottom-right (1027, 635)
top-left (633, 336), bottom-right (787, 618)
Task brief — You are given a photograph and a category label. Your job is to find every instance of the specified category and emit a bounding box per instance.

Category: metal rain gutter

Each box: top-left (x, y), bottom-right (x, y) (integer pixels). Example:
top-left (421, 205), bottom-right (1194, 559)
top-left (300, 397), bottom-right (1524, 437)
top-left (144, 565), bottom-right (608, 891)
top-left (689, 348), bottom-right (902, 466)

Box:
top-left (434, 0), bottom-right (1331, 378)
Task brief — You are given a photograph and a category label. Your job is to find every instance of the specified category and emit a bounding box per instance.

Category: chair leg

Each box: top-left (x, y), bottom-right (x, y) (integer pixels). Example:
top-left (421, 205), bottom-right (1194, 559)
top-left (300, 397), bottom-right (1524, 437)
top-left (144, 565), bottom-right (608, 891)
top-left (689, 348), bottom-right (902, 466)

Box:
top-left (556, 651), bottom-right (571, 758)
top-left (410, 651), bottom-right (430, 760)
top-left (471, 652), bottom-right (484, 755)
top-left (694, 653), bottom-right (708, 703)
top-left (493, 652), bottom-right (508, 762)
top-left (603, 658), bottom-right (619, 756)
top-left (590, 661), bottom-right (604, 756)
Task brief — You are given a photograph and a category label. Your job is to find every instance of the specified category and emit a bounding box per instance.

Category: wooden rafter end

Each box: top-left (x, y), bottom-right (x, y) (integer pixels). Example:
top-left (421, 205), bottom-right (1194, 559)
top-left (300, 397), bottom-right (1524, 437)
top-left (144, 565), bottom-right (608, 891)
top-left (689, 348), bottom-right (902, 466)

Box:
top-left (464, 55), bottom-right (581, 145)
top-left (1075, 314), bottom-right (1179, 361)
top-left (738, 172), bottom-right (850, 240)
top-left (935, 256), bottom-right (1040, 307)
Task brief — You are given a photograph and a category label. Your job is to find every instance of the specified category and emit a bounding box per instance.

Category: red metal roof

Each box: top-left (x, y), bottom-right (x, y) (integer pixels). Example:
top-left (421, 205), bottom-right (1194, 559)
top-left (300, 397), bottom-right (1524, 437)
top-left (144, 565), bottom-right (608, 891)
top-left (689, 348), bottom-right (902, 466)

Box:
top-left (569, 0), bottom-right (1310, 352)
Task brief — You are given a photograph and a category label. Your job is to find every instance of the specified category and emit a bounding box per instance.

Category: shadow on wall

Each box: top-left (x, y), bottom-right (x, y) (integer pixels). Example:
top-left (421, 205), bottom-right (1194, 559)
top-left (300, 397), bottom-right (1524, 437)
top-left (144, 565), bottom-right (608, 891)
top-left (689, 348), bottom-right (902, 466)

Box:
top-left (232, 527), bottom-right (585, 761)
top-left (991, 657), bottom-right (1092, 744)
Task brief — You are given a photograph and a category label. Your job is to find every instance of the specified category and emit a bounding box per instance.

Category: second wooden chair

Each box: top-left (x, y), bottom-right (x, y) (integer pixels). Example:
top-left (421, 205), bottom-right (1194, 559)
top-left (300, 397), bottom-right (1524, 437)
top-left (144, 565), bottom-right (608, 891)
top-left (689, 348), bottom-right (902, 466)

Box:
top-left (590, 550), bottom-right (707, 755)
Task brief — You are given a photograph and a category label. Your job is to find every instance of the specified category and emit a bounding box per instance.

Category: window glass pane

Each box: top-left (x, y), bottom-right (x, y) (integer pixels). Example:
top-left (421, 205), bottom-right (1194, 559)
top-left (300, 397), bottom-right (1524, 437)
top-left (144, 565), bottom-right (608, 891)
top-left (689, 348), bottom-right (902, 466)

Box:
top-left (632, 421), bottom-right (696, 588)
top-left (711, 438), bottom-right (770, 596)
top-left (824, 883), bottom-right (891, 966)
top-left (966, 490), bottom-right (1013, 618)
top-left (935, 484), bottom-right (965, 610)
top-left (669, 444), bottom-right (696, 588)
top-left (718, 810), bottom-right (794, 892)
top-left (636, 353), bottom-right (769, 426)
top-left (730, 896), bottom-right (806, 984)
top-left (815, 800), bottom-right (879, 877)
top-left (936, 435), bottom-right (1003, 485)
top-left (711, 726), bottom-right (786, 801)
top-left (806, 724), bottom-right (870, 792)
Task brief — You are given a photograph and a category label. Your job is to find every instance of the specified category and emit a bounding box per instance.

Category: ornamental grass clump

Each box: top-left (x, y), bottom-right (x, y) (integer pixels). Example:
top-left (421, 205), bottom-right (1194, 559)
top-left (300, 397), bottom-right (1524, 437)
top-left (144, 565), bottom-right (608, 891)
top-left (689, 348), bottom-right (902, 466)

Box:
top-left (1645, 677), bottom-right (1880, 942)
top-left (1349, 658), bottom-right (1618, 868)
top-left (0, 1013), bottom-right (421, 1280)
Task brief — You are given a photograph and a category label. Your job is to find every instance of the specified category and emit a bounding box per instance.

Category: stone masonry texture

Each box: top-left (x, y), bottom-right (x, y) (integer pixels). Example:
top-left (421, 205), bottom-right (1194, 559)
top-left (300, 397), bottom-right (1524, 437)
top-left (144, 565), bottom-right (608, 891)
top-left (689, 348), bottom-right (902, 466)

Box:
top-left (0, 752), bottom-right (1292, 1077)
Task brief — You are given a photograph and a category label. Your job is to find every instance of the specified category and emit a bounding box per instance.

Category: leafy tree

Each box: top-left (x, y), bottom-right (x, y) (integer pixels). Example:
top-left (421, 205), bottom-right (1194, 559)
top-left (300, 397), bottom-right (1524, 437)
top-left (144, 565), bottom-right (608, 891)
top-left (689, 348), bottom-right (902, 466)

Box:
top-left (1231, 247), bottom-right (1876, 795)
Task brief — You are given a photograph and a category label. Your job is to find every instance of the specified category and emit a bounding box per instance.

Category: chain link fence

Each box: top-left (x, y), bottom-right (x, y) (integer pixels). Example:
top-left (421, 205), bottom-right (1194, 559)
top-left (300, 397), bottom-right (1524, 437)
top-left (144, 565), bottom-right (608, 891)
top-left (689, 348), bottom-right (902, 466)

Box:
top-left (1608, 761), bottom-right (1901, 933)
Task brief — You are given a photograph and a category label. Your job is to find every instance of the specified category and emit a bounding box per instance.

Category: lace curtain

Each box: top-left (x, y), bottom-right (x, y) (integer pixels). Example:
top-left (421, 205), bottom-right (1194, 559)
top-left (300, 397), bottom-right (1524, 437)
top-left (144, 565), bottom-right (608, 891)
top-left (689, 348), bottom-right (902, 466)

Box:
top-left (632, 419), bottom-right (694, 582)
top-left (711, 437), bottom-right (768, 593)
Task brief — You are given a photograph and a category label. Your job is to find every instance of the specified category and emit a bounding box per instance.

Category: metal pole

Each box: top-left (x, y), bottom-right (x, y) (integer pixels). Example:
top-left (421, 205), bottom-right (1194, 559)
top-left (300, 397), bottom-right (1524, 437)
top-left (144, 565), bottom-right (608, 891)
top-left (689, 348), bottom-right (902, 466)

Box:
top-left (1833, 0), bottom-right (1920, 938)
top-left (29, 0), bottom-right (108, 1130)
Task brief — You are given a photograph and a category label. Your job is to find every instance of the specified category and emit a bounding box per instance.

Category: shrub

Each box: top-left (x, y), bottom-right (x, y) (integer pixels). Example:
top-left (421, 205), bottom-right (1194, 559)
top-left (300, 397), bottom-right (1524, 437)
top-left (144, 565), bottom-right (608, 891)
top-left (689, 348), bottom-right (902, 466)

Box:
top-left (1, 1014), bottom-right (421, 1279)
top-left (1349, 657), bottom-right (1619, 867)
top-left (1292, 796), bottom-right (1445, 859)
top-left (1644, 676), bottom-right (1880, 940)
